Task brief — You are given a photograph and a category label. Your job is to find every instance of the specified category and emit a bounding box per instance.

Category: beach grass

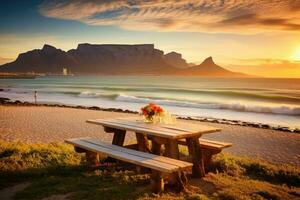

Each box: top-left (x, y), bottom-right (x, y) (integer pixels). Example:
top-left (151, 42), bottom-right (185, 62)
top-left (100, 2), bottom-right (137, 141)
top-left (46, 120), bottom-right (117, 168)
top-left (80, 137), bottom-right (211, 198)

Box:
top-left (0, 140), bottom-right (299, 200)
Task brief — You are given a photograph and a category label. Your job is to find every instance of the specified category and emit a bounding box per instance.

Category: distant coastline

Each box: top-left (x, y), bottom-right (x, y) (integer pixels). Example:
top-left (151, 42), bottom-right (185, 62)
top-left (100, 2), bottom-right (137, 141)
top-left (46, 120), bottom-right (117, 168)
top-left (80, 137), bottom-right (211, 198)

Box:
top-left (0, 73), bottom-right (37, 79)
top-left (1, 97), bottom-right (299, 134)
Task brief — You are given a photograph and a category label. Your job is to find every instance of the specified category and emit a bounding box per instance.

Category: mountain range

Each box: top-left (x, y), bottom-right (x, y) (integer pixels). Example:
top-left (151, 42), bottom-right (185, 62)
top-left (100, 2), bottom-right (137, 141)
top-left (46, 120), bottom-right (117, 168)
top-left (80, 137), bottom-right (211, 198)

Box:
top-left (0, 44), bottom-right (248, 77)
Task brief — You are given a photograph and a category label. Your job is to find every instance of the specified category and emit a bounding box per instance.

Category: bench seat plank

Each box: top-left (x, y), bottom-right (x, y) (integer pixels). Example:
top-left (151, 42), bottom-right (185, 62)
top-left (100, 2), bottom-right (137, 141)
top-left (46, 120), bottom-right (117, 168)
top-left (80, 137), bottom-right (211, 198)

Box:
top-left (178, 138), bottom-right (232, 149)
top-left (66, 138), bottom-right (192, 173)
top-left (83, 138), bottom-right (190, 168)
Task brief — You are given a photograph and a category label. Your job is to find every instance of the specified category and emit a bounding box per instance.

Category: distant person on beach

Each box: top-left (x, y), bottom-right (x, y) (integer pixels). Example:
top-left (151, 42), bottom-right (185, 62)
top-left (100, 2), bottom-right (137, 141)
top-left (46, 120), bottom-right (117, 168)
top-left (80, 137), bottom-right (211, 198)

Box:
top-left (34, 91), bottom-right (37, 104)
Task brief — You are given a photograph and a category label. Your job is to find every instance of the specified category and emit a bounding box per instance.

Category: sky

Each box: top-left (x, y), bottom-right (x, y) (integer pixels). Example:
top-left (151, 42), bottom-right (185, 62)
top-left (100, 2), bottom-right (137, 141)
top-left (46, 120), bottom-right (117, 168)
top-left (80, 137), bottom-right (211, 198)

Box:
top-left (0, 0), bottom-right (300, 77)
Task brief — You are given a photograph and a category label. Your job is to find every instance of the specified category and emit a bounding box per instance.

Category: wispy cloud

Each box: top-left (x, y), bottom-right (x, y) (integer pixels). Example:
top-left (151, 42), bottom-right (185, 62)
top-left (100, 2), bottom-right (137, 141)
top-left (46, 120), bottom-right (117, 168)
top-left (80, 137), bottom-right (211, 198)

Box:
top-left (39, 0), bottom-right (300, 33)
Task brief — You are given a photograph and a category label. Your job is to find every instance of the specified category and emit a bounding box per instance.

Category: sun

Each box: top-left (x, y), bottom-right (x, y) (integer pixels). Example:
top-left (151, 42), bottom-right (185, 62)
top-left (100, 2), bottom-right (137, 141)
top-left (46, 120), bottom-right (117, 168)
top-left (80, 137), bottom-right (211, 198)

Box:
top-left (292, 47), bottom-right (300, 61)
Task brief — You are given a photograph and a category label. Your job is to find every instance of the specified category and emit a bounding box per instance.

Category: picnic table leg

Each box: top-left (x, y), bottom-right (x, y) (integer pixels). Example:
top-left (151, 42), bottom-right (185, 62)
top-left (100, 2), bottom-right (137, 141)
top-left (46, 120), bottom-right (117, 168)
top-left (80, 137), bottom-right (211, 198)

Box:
top-left (103, 126), bottom-right (126, 146)
top-left (104, 127), bottom-right (126, 162)
top-left (165, 140), bottom-right (179, 159)
top-left (152, 139), bottom-right (162, 155)
top-left (135, 132), bottom-right (151, 173)
top-left (135, 132), bottom-right (150, 152)
top-left (186, 137), bottom-right (205, 178)
top-left (164, 140), bottom-right (187, 191)
top-left (150, 140), bottom-right (164, 192)
top-left (112, 129), bottom-right (126, 146)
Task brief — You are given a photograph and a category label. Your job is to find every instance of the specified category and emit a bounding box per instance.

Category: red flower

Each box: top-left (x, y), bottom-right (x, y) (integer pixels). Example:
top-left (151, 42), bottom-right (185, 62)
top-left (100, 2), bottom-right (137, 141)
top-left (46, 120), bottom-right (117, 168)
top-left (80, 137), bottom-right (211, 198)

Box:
top-left (140, 103), bottom-right (164, 117)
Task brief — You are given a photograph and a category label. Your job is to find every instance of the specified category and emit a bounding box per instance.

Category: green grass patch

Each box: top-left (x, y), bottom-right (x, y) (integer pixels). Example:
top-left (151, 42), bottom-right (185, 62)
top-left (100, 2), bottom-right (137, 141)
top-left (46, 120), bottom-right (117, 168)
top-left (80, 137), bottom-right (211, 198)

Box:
top-left (0, 140), bottom-right (299, 200)
top-left (0, 140), bottom-right (85, 189)
top-left (209, 153), bottom-right (300, 187)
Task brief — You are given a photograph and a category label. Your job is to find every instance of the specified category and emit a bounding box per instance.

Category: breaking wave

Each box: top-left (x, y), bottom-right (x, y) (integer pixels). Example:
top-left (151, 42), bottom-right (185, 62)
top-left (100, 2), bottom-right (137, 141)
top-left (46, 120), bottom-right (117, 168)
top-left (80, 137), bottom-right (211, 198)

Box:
top-left (114, 94), bottom-right (300, 115)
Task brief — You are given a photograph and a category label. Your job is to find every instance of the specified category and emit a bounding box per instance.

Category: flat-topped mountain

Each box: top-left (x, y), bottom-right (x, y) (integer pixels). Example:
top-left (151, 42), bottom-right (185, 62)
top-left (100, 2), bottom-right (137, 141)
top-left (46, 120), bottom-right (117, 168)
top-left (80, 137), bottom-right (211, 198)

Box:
top-left (0, 44), bottom-right (249, 77)
top-left (1, 44), bottom-right (174, 74)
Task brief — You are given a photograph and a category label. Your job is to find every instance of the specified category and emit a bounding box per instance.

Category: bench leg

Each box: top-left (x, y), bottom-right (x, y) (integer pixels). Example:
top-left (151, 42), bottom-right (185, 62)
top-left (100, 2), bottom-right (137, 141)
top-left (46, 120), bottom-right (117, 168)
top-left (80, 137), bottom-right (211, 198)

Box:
top-left (186, 137), bottom-right (205, 178)
top-left (86, 151), bottom-right (100, 166)
top-left (75, 147), bottom-right (100, 166)
top-left (202, 149), bottom-right (221, 170)
top-left (173, 171), bottom-right (188, 192)
top-left (151, 170), bottom-right (164, 193)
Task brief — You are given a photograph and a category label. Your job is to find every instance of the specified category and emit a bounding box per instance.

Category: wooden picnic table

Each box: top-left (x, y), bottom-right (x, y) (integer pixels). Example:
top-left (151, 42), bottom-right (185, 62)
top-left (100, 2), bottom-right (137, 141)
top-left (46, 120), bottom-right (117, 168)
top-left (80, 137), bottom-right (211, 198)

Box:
top-left (87, 117), bottom-right (221, 178)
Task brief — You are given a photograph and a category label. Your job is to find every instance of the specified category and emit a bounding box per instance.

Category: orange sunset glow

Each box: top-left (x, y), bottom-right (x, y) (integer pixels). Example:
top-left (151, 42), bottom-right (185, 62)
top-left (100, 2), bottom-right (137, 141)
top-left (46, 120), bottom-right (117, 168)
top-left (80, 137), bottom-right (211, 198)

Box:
top-left (0, 0), bottom-right (300, 77)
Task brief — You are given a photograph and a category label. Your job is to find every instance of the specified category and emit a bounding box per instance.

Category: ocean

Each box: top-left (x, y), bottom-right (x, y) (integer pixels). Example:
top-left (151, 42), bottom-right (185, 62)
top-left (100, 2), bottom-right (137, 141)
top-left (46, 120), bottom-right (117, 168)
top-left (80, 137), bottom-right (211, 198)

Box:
top-left (1, 76), bottom-right (300, 129)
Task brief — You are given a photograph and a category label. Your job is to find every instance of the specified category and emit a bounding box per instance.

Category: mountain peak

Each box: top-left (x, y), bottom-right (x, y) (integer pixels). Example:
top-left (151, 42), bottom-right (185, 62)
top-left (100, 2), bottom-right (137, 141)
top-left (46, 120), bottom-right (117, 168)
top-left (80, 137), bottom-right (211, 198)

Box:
top-left (42, 44), bottom-right (59, 54)
top-left (201, 56), bottom-right (214, 65)
top-left (42, 44), bottom-right (56, 50)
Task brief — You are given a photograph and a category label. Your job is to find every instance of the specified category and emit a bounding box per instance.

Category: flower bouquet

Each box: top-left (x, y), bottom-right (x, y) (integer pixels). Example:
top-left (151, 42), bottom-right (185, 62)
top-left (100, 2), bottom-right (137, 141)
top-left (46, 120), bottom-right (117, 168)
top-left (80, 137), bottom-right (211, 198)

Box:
top-left (141, 103), bottom-right (164, 123)
top-left (140, 103), bottom-right (176, 124)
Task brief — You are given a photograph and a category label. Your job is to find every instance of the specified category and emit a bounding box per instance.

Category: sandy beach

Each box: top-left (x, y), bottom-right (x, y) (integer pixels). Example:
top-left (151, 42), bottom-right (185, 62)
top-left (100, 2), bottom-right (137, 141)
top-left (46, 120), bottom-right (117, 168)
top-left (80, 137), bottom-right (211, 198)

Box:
top-left (1, 105), bottom-right (299, 166)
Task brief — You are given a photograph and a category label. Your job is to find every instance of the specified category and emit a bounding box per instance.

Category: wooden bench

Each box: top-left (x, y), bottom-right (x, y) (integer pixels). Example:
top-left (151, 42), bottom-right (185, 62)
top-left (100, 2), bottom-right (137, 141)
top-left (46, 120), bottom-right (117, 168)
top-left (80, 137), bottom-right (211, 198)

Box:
top-left (66, 137), bottom-right (193, 192)
top-left (178, 138), bottom-right (232, 168)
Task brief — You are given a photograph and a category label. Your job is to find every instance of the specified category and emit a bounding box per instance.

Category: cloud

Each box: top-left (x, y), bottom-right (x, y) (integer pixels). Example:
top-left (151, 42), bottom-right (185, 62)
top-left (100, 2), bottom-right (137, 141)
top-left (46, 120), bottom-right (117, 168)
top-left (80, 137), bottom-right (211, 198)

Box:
top-left (39, 0), bottom-right (300, 33)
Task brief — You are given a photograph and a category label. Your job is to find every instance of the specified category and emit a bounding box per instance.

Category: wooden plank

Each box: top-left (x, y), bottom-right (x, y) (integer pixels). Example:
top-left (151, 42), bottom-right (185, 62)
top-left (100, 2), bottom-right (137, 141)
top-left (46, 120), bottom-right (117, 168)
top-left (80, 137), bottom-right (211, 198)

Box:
top-left (110, 119), bottom-right (184, 134)
top-left (200, 139), bottom-right (232, 147)
top-left (104, 118), bottom-right (221, 136)
top-left (178, 138), bottom-right (232, 149)
top-left (102, 119), bottom-right (181, 136)
top-left (87, 119), bottom-right (220, 139)
top-left (161, 122), bottom-right (221, 134)
top-left (87, 119), bottom-right (179, 139)
top-left (81, 139), bottom-right (190, 171)
top-left (83, 138), bottom-right (191, 168)
top-left (114, 118), bottom-right (221, 134)
top-left (66, 139), bottom-right (177, 173)
top-left (66, 138), bottom-right (192, 172)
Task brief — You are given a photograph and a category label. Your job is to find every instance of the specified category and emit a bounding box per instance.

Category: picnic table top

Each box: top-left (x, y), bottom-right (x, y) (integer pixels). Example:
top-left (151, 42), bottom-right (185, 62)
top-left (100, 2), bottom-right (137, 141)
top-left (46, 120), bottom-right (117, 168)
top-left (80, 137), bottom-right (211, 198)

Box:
top-left (87, 117), bottom-right (221, 139)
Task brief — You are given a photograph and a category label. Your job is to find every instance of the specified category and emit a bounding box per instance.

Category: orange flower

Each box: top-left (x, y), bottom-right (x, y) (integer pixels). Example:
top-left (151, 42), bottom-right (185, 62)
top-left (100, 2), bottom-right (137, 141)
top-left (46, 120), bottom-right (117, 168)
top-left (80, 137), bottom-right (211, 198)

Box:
top-left (140, 103), bottom-right (164, 117)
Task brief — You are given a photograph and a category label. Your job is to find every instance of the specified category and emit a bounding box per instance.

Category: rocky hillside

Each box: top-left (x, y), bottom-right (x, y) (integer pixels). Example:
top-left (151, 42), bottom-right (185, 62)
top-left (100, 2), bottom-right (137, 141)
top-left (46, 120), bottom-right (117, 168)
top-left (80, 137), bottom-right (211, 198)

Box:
top-left (164, 52), bottom-right (189, 68)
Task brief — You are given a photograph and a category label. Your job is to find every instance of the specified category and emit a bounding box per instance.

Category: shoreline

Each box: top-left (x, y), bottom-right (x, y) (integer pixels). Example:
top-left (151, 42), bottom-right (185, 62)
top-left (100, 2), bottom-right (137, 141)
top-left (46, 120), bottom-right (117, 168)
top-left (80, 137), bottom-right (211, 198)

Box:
top-left (1, 97), bottom-right (299, 133)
